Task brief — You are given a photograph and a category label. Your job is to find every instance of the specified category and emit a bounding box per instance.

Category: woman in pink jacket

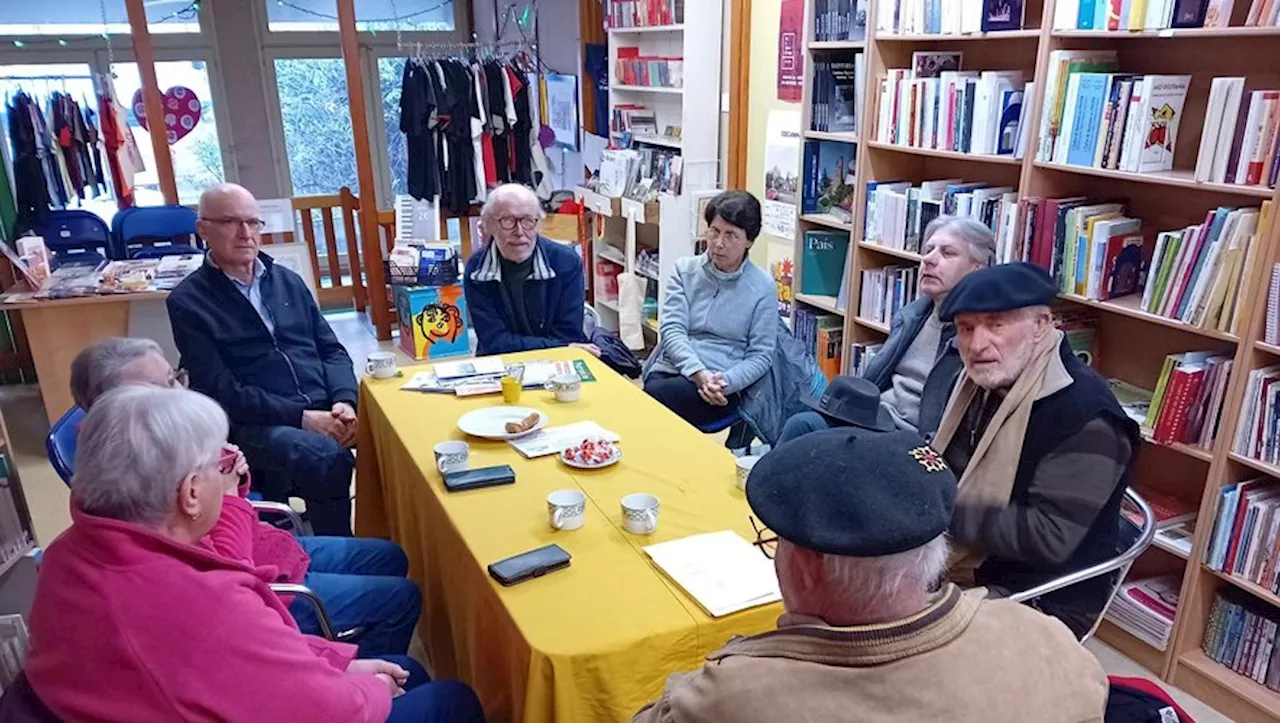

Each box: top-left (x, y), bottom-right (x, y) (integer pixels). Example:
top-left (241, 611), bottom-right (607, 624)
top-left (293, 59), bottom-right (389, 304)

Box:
top-left (24, 385), bottom-right (483, 723)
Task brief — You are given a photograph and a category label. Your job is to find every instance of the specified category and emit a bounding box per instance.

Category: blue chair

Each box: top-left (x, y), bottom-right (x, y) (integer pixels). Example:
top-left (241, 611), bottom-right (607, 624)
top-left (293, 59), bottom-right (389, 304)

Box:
top-left (111, 206), bottom-right (202, 259)
top-left (36, 210), bottom-right (117, 268)
top-left (45, 406), bottom-right (85, 484)
top-left (696, 410), bottom-right (743, 434)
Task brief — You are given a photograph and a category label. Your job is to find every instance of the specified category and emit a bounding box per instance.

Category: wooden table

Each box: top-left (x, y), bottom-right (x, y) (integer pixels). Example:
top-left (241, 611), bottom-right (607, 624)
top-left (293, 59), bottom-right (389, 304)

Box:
top-left (355, 348), bottom-right (781, 722)
top-left (1, 291), bottom-right (174, 423)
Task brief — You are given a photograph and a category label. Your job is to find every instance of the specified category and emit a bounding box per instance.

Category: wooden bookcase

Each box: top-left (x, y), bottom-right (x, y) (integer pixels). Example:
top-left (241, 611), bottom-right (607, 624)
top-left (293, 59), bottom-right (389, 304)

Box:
top-left (789, 2), bottom-right (1280, 720)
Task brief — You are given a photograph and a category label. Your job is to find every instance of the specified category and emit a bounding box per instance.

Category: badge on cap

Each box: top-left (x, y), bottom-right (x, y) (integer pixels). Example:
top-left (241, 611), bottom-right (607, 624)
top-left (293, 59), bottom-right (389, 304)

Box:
top-left (909, 446), bottom-right (948, 473)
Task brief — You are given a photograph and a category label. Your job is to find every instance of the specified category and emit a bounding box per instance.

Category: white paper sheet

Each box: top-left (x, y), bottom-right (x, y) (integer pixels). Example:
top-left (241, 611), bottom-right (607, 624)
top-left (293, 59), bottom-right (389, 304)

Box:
top-left (258, 198), bottom-right (295, 235)
top-left (644, 531), bottom-right (782, 617)
top-left (507, 421), bottom-right (620, 458)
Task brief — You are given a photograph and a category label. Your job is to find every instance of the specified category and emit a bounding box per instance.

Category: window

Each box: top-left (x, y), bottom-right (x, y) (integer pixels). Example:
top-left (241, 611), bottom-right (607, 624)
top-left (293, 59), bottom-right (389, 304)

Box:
top-left (273, 57), bottom-right (359, 195)
top-left (111, 60), bottom-right (225, 205)
top-left (377, 57), bottom-right (408, 198)
top-left (0, 0), bottom-right (200, 35)
top-left (267, 0), bottom-right (455, 33)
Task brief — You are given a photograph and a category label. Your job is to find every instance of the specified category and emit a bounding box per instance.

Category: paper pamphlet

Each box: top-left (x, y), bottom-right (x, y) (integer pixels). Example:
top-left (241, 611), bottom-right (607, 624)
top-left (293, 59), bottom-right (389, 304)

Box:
top-left (507, 421), bottom-right (620, 458)
top-left (643, 531), bottom-right (782, 618)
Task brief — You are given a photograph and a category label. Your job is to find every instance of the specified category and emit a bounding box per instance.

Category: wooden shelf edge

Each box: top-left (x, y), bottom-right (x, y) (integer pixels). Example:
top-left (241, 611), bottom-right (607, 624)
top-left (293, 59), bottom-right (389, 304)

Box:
top-left (1057, 293), bottom-right (1240, 343)
top-left (866, 140), bottom-right (1024, 165)
top-left (808, 40), bottom-right (865, 50)
top-left (857, 241), bottom-right (923, 263)
top-left (1204, 566), bottom-right (1280, 609)
top-left (876, 29), bottom-right (1041, 40)
top-left (803, 130), bottom-right (858, 143)
top-left (1176, 650), bottom-right (1280, 723)
top-left (1256, 341), bottom-right (1280, 356)
top-left (798, 214), bottom-right (854, 232)
top-left (1053, 26), bottom-right (1280, 39)
top-left (1139, 432), bottom-right (1215, 463)
top-left (853, 316), bottom-right (890, 334)
top-left (1229, 453), bottom-right (1280, 479)
top-left (795, 293), bottom-right (844, 315)
top-left (1034, 161), bottom-right (1276, 198)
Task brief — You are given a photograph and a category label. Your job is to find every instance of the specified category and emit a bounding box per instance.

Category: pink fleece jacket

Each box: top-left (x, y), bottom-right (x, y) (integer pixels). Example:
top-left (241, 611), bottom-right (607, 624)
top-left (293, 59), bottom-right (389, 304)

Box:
top-left (25, 496), bottom-right (392, 723)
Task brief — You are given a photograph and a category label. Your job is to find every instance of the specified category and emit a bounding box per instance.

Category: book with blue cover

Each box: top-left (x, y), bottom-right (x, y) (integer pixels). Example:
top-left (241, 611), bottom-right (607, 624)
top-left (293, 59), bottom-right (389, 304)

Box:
top-left (997, 89), bottom-right (1024, 155)
top-left (982, 0), bottom-right (1026, 30)
top-left (1066, 73), bottom-right (1113, 167)
top-left (801, 231), bottom-right (851, 296)
top-left (801, 140), bottom-right (857, 221)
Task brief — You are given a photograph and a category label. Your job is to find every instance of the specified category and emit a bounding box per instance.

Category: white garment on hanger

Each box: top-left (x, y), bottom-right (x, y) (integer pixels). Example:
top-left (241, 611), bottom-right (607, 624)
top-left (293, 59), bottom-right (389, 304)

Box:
top-left (525, 72), bottom-right (553, 200)
top-left (470, 63), bottom-right (487, 204)
top-left (501, 66), bottom-right (517, 128)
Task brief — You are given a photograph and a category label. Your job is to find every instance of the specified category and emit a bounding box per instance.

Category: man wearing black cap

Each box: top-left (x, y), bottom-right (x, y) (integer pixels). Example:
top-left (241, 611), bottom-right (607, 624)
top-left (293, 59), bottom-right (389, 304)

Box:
top-left (631, 428), bottom-right (1108, 723)
top-left (933, 262), bottom-right (1140, 638)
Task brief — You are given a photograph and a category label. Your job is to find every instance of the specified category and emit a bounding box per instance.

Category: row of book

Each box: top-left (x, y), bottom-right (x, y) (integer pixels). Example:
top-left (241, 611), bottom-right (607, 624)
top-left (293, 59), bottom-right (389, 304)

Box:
top-left (799, 231), bottom-right (852, 298)
top-left (813, 0), bottom-right (869, 41)
top-left (605, 0), bottom-right (682, 28)
top-left (1124, 484), bottom-right (1199, 557)
top-left (614, 49), bottom-right (683, 88)
top-left (1203, 591), bottom-right (1280, 692)
top-left (1234, 364), bottom-right (1280, 465)
top-left (809, 57), bottom-right (865, 134)
top-left (801, 139), bottom-right (857, 222)
top-left (1206, 477), bottom-right (1280, 591)
top-left (848, 341), bottom-right (884, 376)
top-left (1267, 263), bottom-right (1279, 345)
top-left (1144, 351), bottom-right (1235, 448)
top-left (1105, 574), bottom-right (1181, 650)
top-left (874, 0), bottom-right (1027, 35)
top-left (863, 177), bottom-right (1017, 258)
top-left (859, 263), bottom-right (919, 326)
top-left (1055, 0), bottom-right (1280, 29)
top-left (595, 148), bottom-right (683, 199)
top-left (1195, 80), bottom-right (1280, 189)
top-left (877, 54), bottom-right (1033, 158)
top-left (793, 308), bottom-right (844, 381)
top-left (610, 104), bottom-right (660, 137)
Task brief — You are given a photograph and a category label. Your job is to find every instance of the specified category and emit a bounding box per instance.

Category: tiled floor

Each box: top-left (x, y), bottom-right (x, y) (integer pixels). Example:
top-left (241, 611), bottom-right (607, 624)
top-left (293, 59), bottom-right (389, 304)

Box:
top-left (5, 309), bottom-right (1233, 721)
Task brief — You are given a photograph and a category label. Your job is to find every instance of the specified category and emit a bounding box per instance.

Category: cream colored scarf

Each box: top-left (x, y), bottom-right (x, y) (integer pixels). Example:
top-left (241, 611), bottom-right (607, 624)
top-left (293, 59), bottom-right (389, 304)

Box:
top-left (933, 329), bottom-right (1068, 582)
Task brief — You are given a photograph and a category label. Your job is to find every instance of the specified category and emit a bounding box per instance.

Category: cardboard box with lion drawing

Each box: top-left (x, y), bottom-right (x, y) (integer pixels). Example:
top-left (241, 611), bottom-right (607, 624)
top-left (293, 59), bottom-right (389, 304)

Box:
top-left (393, 284), bottom-right (470, 360)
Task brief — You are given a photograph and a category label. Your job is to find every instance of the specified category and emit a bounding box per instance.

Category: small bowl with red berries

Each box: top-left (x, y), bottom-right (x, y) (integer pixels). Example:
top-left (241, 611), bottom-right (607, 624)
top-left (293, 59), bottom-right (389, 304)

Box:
top-left (559, 438), bottom-right (622, 469)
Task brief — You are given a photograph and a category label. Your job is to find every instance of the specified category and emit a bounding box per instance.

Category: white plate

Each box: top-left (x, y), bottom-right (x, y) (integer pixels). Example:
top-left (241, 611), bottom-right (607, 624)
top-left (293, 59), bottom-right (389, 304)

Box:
top-left (559, 447), bottom-right (623, 469)
top-left (456, 406), bottom-right (548, 440)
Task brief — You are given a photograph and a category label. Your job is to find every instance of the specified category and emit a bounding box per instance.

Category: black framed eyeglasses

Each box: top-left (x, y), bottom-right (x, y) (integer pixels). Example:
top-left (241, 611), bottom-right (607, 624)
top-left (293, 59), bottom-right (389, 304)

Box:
top-left (497, 216), bottom-right (539, 231)
top-left (750, 516), bottom-right (778, 559)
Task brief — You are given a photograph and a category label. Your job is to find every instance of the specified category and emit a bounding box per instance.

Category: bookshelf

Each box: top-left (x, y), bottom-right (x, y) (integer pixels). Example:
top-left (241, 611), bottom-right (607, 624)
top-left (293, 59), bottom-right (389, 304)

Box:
top-left (789, 0), bottom-right (1280, 719)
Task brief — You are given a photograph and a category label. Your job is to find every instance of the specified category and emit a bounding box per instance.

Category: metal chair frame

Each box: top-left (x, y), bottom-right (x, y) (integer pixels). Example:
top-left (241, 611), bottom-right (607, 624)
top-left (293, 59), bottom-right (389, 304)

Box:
top-left (1007, 487), bottom-right (1157, 643)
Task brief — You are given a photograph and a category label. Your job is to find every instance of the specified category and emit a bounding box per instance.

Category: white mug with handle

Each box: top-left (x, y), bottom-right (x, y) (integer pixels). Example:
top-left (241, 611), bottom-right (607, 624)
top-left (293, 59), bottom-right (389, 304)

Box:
top-left (366, 350), bottom-right (398, 379)
top-left (433, 440), bottom-right (469, 474)
top-left (621, 493), bottom-right (660, 535)
top-left (547, 489), bottom-right (586, 531)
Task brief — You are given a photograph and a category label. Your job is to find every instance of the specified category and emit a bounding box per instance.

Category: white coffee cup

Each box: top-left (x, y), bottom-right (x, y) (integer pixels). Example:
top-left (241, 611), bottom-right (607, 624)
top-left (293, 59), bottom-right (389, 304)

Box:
top-left (544, 373), bottom-right (582, 403)
top-left (735, 455), bottom-right (761, 491)
top-left (433, 440), bottom-right (469, 474)
top-left (621, 493), bottom-right (660, 535)
top-left (547, 489), bottom-right (586, 531)
top-left (366, 350), bottom-right (398, 378)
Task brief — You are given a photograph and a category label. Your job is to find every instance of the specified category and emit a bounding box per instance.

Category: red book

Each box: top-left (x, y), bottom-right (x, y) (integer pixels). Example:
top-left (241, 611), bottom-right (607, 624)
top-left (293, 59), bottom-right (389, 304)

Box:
top-left (1151, 367), bottom-right (1189, 443)
top-left (1225, 480), bottom-right (1272, 574)
top-left (1166, 366), bottom-right (1205, 444)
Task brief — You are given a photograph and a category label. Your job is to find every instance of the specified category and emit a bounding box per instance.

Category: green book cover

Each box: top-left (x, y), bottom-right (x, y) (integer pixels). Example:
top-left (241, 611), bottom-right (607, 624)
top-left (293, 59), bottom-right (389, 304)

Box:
top-left (1146, 354), bottom-right (1180, 434)
top-left (1149, 231), bottom-right (1183, 313)
top-left (801, 231), bottom-right (850, 297)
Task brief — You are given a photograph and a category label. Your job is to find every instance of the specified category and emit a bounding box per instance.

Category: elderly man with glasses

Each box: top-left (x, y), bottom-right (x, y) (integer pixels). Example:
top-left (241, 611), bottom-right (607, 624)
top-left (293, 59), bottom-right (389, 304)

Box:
top-left (463, 183), bottom-right (599, 357)
top-left (167, 183), bottom-right (359, 537)
top-left (633, 428), bottom-right (1108, 723)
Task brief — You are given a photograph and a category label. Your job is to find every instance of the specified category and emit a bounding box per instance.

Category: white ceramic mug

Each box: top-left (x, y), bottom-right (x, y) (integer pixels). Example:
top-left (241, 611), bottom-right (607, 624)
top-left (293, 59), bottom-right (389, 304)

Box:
top-left (735, 455), bottom-right (761, 491)
top-left (544, 373), bottom-right (582, 403)
top-left (621, 493), bottom-right (660, 535)
top-left (547, 489), bottom-right (587, 531)
top-left (366, 350), bottom-right (398, 378)
top-left (433, 440), bottom-right (469, 474)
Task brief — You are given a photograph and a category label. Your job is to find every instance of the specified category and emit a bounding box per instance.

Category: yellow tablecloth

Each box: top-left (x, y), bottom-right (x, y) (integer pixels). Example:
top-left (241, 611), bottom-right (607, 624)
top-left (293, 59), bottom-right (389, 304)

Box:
top-left (354, 348), bottom-right (782, 722)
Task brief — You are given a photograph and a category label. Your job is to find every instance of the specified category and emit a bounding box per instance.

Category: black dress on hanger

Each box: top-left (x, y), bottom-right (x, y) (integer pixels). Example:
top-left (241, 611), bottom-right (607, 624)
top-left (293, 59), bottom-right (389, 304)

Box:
top-left (400, 59), bottom-right (439, 202)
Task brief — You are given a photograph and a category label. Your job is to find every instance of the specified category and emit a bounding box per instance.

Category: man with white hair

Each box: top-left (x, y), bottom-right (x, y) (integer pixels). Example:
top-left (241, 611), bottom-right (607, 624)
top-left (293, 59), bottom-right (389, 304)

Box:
top-left (632, 428), bottom-right (1108, 723)
top-left (933, 263), bottom-right (1140, 638)
top-left (463, 183), bottom-right (599, 357)
top-left (778, 215), bottom-right (995, 443)
top-left (167, 183), bottom-right (358, 536)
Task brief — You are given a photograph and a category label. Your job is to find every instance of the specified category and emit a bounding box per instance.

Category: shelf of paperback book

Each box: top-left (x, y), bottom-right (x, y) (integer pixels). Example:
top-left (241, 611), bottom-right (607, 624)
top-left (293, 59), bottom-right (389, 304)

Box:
top-left (857, 241), bottom-right (923, 263)
top-left (1058, 293), bottom-right (1240, 344)
top-left (1034, 162), bottom-right (1277, 200)
top-left (1052, 27), bottom-right (1280, 39)
top-left (1256, 341), bottom-right (1280, 357)
top-left (854, 316), bottom-right (890, 334)
top-left (808, 40), bottom-right (864, 50)
top-left (799, 213), bottom-right (854, 233)
top-left (607, 24), bottom-right (683, 34)
top-left (1229, 453), bottom-right (1280, 481)
top-left (866, 141), bottom-right (1025, 166)
top-left (803, 130), bottom-right (858, 144)
top-left (795, 293), bottom-right (843, 316)
top-left (1177, 649), bottom-right (1280, 723)
top-left (611, 84), bottom-right (684, 95)
top-left (1205, 566), bottom-right (1280, 611)
top-left (875, 29), bottom-right (1042, 41)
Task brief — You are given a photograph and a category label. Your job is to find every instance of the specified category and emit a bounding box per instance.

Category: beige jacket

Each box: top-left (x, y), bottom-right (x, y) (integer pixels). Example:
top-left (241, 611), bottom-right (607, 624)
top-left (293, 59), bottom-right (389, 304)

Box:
top-left (632, 585), bottom-right (1107, 723)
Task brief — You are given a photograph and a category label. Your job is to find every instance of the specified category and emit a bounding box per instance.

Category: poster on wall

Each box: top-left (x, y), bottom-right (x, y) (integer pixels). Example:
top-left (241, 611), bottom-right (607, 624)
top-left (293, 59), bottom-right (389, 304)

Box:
top-left (777, 0), bottom-right (805, 102)
top-left (544, 73), bottom-right (580, 151)
top-left (768, 242), bottom-right (794, 320)
top-left (761, 110), bottom-right (801, 240)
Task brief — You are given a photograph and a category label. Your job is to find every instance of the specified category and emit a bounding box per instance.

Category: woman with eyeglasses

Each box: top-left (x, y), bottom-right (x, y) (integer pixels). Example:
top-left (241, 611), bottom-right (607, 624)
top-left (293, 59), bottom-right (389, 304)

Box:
top-left (641, 190), bottom-right (779, 428)
top-left (464, 183), bottom-right (600, 358)
top-left (20, 386), bottom-right (484, 722)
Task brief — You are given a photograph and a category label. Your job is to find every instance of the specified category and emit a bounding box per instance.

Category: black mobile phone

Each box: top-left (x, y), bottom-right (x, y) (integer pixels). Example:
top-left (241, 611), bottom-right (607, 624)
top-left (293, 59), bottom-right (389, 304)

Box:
top-left (443, 465), bottom-right (516, 492)
top-left (488, 544), bottom-right (572, 586)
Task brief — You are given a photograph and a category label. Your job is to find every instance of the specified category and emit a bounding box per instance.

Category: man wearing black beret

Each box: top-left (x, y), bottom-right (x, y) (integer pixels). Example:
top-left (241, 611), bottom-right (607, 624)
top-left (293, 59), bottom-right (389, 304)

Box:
top-left (933, 262), bottom-right (1140, 638)
top-left (631, 428), bottom-right (1107, 723)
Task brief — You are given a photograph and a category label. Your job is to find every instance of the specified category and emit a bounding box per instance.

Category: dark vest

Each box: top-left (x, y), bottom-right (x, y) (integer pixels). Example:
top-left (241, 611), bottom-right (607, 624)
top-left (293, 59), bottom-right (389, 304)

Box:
top-left (974, 340), bottom-right (1140, 630)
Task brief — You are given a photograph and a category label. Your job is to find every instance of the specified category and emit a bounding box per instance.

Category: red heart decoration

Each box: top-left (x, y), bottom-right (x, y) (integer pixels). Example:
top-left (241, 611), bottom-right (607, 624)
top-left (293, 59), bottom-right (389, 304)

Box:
top-left (131, 86), bottom-right (202, 145)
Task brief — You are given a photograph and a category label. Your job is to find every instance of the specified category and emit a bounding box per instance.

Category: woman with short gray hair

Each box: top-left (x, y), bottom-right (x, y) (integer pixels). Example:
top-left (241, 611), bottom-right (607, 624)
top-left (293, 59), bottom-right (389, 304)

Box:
top-left (24, 385), bottom-right (483, 722)
top-left (778, 215), bottom-right (995, 443)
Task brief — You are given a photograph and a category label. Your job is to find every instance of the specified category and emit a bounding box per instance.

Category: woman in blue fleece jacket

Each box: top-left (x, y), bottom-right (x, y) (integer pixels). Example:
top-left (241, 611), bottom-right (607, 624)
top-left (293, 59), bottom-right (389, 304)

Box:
top-left (643, 191), bottom-right (778, 427)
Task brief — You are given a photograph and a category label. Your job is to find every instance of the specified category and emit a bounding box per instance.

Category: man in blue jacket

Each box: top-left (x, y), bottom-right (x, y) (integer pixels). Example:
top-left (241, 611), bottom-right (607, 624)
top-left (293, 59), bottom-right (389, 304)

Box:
top-left (778, 216), bottom-right (996, 443)
top-left (167, 183), bottom-right (357, 536)
top-left (464, 183), bottom-right (599, 358)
